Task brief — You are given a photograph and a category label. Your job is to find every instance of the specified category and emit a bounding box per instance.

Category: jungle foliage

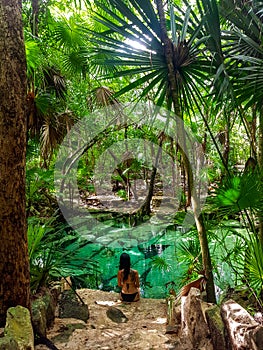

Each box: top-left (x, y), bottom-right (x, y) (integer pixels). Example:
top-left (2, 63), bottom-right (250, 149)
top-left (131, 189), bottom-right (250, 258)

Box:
top-left (22, 0), bottom-right (263, 307)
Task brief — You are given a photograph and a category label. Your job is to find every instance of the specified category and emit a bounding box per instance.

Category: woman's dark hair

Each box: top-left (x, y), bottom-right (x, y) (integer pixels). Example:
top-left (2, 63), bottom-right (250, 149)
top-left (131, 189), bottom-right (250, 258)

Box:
top-left (119, 252), bottom-right (131, 281)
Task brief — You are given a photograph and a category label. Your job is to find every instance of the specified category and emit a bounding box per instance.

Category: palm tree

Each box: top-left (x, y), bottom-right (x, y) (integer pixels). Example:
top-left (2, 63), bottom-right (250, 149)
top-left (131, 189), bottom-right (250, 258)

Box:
top-left (24, 12), bottom-right (76, 166)
top-left (87, 0), bottom-right (219, 302)
top-left (219, 0), bottom-right (263, 243)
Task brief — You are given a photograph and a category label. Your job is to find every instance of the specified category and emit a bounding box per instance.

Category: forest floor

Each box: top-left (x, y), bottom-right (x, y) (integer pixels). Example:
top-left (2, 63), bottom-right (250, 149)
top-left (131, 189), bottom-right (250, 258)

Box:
top-left (35, 288), bottom-right (176, 350)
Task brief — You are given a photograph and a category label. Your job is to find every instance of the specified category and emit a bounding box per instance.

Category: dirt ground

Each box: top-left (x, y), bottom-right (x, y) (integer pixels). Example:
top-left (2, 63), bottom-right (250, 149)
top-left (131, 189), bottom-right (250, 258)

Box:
top-left (35, 289), bottom-right (176, 350)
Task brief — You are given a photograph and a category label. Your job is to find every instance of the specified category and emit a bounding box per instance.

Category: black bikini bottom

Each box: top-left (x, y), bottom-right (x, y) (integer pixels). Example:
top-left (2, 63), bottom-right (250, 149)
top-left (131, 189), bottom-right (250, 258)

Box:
top-left (121, 292), bottom-right (139, 302)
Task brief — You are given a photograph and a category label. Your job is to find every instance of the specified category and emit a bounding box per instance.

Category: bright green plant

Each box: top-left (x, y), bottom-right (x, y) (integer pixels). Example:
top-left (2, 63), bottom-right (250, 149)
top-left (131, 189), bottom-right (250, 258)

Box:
top-left (211, 170), bottom-right (263, 303)
top-left (150, 256), bottom-right (172, 272)
top-left (28, 216), bottom-right (98, 293)
top-left (176, 232), bottom-right (204, 287)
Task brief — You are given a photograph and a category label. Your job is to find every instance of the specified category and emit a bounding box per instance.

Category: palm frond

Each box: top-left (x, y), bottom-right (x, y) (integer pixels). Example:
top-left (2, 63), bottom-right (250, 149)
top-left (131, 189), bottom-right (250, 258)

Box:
top-left (25, 39), bottom-right (43, 77)
top-left (87, 0), bottom-right (213, 115)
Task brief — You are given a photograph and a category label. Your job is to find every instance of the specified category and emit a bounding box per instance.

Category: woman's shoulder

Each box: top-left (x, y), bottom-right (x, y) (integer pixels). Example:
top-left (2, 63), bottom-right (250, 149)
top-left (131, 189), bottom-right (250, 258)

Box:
top-left (131, 269), bottom-right (138, 274)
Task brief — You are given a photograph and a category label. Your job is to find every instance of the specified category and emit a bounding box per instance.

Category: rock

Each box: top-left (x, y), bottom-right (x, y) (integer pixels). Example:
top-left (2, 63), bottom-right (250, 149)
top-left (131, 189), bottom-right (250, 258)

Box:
top-left (32, 299), bottom-right (47, 337)
top-left (254, 312), bottom-right (263, 324)
top-left (58, 290), bottom-right (89, 322)
top-left (4, 305), bottom-right (34, 350)
top-left (0, 336), bottom-right (19, 350)
top-left (221, 299), bottom-right (263, 350)
top-left (106, 307), bottom-right (128, 323)
top-left (32, 288), bottom-right (57, 337)
top-left (42, 289), bottom-right (56, 327)
top-left (249, 326), bottom-right (263, 350)
top-left (205, 304), bottom-right (228, 350)
top-left (181, 287), bottom-right (213, 350)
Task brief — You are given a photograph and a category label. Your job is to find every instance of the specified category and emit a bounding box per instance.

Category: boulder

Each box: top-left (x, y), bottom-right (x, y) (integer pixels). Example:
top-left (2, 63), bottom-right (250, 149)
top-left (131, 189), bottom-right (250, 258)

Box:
top-left (181, 287), bottom-right (213, 350)
top-left (32, 298), bottom-right (47, 337)
top-left (58, 290), bottom-right (89, 322)
top-left (106, 306), bottom-right (128, 323)
top-left (32, 288), bottom-right (56, 337)
top-left (42, 289), bottom-right (56, 327)
top-left (221, 299), bottom-right (263, 350)
top-left (0, 336), bottom-right (19, 350)
top-left (205, 304), bottom-right (228, 350)
top-left (4, 306), bottom-right (34, 350)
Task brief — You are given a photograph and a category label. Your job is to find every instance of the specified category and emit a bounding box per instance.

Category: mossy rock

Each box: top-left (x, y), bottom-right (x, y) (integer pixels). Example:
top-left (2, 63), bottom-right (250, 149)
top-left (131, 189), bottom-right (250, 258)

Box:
top-left (205, 305), bottom-right (227, 350)
top-left (32, 288), bottom-right (57, 337)
top-left (4, 306), bottom-right (34, 350)
top-left (32, 299), bottom-right (47, 337)
top-left (0, 336), bottom-right (19, 350)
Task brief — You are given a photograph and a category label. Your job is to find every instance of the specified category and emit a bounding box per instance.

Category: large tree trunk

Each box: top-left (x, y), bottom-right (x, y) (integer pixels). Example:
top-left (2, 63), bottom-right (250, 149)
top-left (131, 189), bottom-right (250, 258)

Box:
top-left (0, 0), bottom-right (31, 326)
top-left (155, 0), bottom-right (216, 303)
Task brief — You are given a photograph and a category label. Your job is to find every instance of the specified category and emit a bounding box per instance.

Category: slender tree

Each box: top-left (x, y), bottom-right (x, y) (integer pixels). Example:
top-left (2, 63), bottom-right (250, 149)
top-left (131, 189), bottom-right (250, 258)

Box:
top-left (155, 0), bottom-right (216, 303)
top-left (0, 0), bottom-right (30, 325)
top-left (88, 0), bottom-right (217, 302)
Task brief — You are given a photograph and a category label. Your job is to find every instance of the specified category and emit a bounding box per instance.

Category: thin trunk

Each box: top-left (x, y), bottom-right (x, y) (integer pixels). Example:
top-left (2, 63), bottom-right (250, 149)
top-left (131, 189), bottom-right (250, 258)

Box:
top-left (223, 126), bottom-right (230, 169)
top-left (257, 103), bottom-right (263, 245)
top-left (139, 166), bottom-right (157, 216)
top-left (31, 0), bottom-right (40, 37)
top-left (138, 134), bottom-right (164, 217)
top-left (250, 106), bottom-right (257, 158)
top-left (0, 0), bottom-right (30, 325)
top-left (155, 0), bottom-right (216, 303)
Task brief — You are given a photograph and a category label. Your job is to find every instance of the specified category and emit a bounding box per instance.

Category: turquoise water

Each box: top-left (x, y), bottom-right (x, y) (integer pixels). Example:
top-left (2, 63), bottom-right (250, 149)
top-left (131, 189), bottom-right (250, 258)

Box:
top-left (84, 225), bottom-right (189, 298)
top-left (79, 218), bottom-right (245, 299)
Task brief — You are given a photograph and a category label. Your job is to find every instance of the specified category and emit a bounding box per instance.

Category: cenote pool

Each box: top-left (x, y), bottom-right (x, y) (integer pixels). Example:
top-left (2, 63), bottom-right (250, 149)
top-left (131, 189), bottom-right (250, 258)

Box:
top-left (83, 226), bottom-right (186, 298)
top-left (72, 213), bottom-right (242, 299)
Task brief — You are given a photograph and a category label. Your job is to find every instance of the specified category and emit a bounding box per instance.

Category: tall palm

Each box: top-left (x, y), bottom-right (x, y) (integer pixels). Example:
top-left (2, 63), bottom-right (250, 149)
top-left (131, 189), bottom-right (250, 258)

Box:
top-left (87, 0), bottom-right (219, 302)
top-left (25, 36), bottom-right (74, 166)
top-left (220, 0), bottom-right (263, 109)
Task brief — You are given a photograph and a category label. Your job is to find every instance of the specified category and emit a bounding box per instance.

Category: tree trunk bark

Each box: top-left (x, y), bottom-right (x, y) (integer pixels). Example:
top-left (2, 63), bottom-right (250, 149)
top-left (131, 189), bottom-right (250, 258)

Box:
top-left (31, 0), bottom-right (40, 37)
top-left (138, 134), bottom-right (164, 217)
top-left (223, 126), bottom-right (230, 169)
top-left (0, 0), bottom-right (30, 326)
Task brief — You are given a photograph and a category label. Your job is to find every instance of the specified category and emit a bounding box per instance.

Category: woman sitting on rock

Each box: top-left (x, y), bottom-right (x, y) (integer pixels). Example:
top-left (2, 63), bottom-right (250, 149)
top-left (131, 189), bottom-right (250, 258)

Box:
top-left (117, 252), bottom-right (140, 302)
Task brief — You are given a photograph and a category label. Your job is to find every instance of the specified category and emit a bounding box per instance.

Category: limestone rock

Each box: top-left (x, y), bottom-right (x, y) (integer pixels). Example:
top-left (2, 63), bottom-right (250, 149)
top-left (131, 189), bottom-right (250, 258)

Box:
top-left (205, 304), bottom-right (228, 350)
top-left (4, 305), bottom-right (34, 350)
top-left (32, 289), bottom-right (56, 337)
top-left (58, 290), bottom-right (89, 322)
top-left (221, 299), bottom-right (263, 350)
top-left (0, 336), bottom-right (19, 350)
top-left (181, 287), bottom-right (213, 350)
top-left (32, 299), bottom-right (47, 337)
top-left (106, 306), bottom-right (128, 323)
top-left (42, 289), bottom-right (56, 327)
